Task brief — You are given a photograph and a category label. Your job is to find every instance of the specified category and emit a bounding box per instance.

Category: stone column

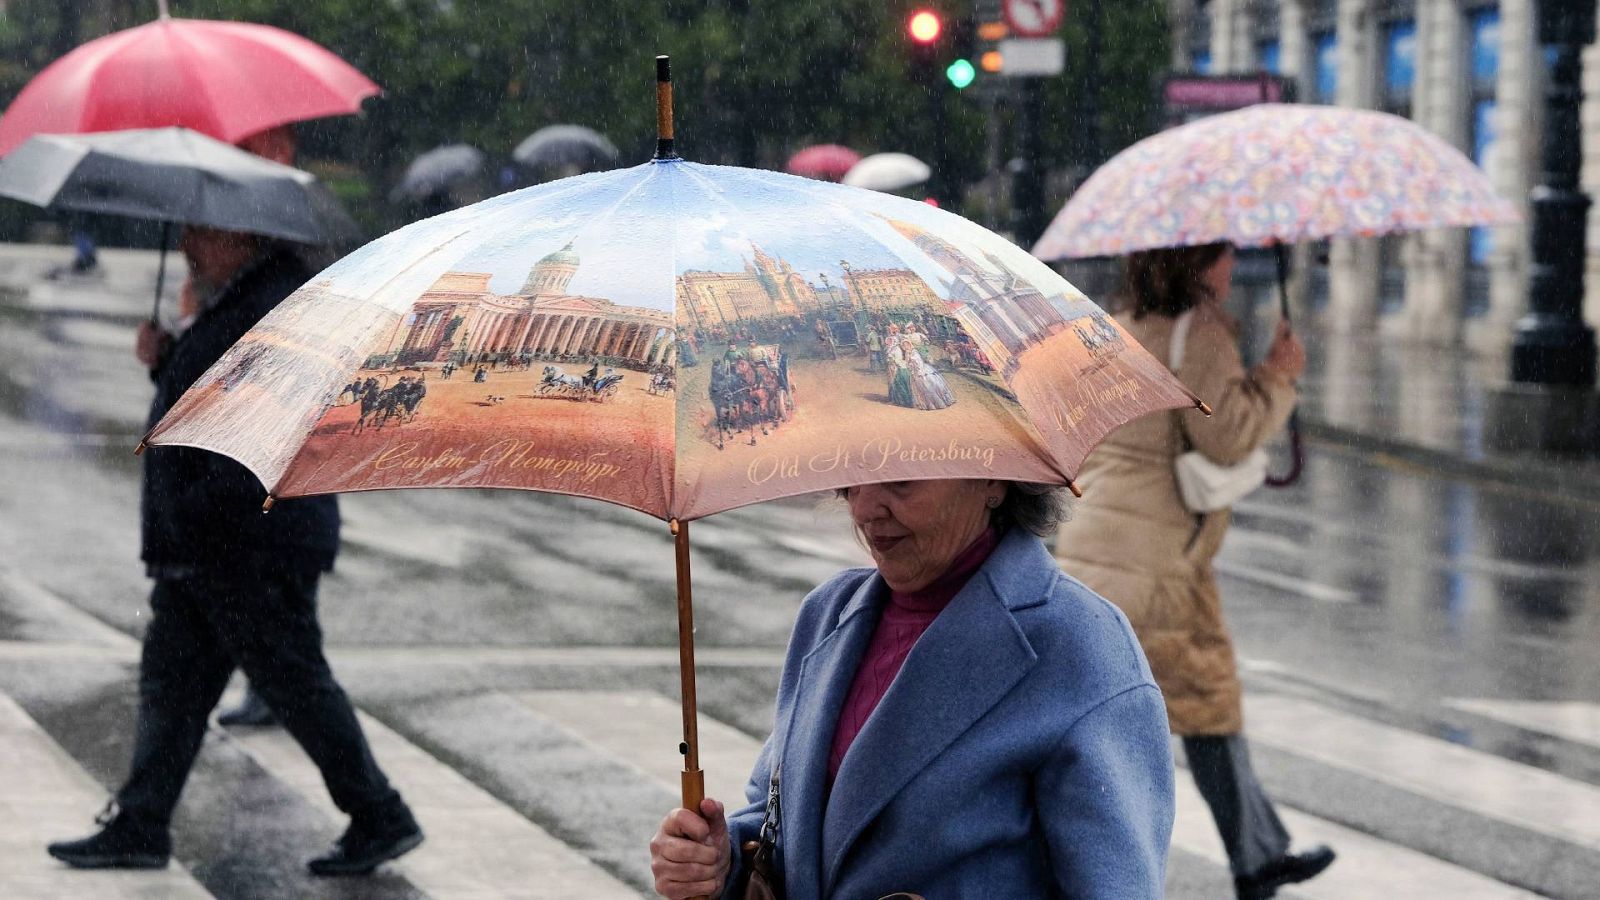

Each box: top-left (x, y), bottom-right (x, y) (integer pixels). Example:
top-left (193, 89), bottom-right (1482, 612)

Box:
top-left (1399, 0), bottom-right (1469, 343)
top-left (1211, 0), bottom-right (1256, 71)
top-left (1471, 0), bottom-right (1540, 353)
top-left (1328, 0), bottom-right (1384, 334)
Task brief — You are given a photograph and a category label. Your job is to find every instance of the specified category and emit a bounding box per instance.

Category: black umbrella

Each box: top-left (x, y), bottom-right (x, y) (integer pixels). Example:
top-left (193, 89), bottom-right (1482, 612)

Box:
top-left (0, 127), bottom-right (358, 319)
top-left (512, 124), bottom-right (618, 172)
top-left (389, 143), bottom-right (486, 204)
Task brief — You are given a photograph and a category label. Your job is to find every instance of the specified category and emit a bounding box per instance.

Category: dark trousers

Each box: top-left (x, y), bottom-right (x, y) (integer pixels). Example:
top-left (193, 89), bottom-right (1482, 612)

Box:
top-left (1183, 734), bottom-right (1290, 878)
top-left (116, 571), bottom-right (400, 829)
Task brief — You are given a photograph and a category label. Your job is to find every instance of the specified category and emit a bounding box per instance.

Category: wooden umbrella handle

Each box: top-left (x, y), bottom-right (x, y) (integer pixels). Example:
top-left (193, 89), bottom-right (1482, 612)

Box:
top-left (671, 518), bottom-right (709, 900)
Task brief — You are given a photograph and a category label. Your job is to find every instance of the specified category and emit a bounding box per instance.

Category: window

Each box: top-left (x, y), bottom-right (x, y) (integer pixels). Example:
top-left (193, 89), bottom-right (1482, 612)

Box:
top-left (1313, 33), bottom-right (1338, 102)
top-left (1258, 40), bottom-right (1281, 74)
top-left (1465, 5), bottom-right (1501, 316)
top-left (1193, 50), bottom-right (1213, 75)
top-left (1381, 19), bottom-right (1417, 113)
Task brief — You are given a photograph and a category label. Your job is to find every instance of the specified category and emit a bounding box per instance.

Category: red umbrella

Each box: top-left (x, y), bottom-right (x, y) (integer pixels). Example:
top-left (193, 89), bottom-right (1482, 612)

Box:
top-left (784, 143), bottom-right (861, 181)
top-left (0, 1), bottom-right (379, 157)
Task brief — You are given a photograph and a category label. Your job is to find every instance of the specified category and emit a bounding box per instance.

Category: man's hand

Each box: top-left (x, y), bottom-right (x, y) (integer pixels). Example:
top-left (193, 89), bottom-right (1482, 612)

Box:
top-left (649, 797), bottom-right (731, 899)
top-left (136, 320), bottom-right (172, 370)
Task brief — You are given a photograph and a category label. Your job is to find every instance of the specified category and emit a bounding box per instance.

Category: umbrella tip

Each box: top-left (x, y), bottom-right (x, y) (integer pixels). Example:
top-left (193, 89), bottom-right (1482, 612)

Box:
top-left (262, 495), bottom-right (276, 513)
top-left (134, 440), bottom-right (147, 456)
top-left (1066, 479), bottom-right (1084, 499)
top-left (1196, 399), bottom-right (1214, 417)
top-left (654, 55), bottom-right (677, 161)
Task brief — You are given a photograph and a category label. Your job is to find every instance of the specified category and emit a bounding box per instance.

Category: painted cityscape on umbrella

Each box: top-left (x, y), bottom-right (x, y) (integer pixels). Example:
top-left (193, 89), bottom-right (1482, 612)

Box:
top-left (153, 164), bottom-right (1185, 518)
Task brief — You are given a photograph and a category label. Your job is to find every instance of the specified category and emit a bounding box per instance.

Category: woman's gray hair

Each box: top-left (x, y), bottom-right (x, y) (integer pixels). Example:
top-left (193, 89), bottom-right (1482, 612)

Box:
top-left (992, 482), bottom-right (1073, 537)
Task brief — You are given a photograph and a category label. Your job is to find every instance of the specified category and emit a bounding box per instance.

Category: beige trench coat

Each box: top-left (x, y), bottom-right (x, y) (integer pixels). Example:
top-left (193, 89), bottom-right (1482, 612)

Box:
top-left (1056, 303), bottom-right (1295, 735)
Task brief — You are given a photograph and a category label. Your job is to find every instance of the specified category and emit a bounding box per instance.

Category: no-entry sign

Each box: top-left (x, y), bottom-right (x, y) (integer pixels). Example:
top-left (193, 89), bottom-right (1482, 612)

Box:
top-left (1003, 0), bottom-right (1065, 37)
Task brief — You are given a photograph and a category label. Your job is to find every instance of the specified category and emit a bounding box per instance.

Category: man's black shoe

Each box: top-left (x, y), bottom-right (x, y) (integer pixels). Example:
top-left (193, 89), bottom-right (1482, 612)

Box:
top-left (1235, 845), bottom-right (1337, 899)
top-left (217, 689), bottom-right (276, 727)
top-left (307, 810), bottom-right (423, 877)
top-left (47, 805), bottom-right (171, 870)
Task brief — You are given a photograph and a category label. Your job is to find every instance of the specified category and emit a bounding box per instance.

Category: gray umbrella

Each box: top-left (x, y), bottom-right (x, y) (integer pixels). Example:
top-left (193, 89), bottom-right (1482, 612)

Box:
top-left (512, 125), bottom-right (619, 171)
top-left (0, 127), bottom-right (359, 318)
top-left (389, 143), bottom-right (486, 204)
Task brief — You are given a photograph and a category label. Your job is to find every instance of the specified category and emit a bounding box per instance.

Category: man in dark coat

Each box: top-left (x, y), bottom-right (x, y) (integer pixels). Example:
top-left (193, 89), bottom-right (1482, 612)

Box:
top-left (48, 226), bottom-right (423, 877)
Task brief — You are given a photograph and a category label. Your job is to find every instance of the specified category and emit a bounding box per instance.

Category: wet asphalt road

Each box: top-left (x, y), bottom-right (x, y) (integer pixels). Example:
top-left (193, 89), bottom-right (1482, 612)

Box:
top-left (0, 251), bottom-right (1597, 898)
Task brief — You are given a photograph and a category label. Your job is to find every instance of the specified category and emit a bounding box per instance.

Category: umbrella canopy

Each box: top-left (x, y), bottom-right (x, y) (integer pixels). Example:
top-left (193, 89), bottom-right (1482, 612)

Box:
top-left (842, 152), bottom-right (932, 192)
top-left (0, 128), bottom-right (358, 245)
top-left (1033, 103), bottom-right (1520, 260)
top-left (390, 144), bottom-right (487, 204)
top-left (785, 144), bottom-right (861, 182)
top-left (512, 125), bottom-right (619, 171)
top-left (143, 160), bottom-right (1196, 521)
top-left (0, 10), bottom-right (379, 157)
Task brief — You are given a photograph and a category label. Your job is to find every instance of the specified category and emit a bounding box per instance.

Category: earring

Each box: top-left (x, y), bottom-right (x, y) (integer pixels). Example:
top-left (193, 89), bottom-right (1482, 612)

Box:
top-left (986, 496), bottom-right (1001, 509)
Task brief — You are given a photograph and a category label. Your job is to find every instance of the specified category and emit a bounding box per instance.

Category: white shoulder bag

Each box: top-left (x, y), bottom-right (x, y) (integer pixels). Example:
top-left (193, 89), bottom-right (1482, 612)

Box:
top-left (1168, 310), bottom-right (1268, 513)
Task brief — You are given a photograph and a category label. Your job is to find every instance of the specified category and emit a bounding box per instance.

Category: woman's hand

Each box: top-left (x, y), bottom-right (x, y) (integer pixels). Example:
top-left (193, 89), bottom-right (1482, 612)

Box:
top-left (1259, 320), bottom-right (1306, 381)
top-left (650, 797), bottom-right (731, 899)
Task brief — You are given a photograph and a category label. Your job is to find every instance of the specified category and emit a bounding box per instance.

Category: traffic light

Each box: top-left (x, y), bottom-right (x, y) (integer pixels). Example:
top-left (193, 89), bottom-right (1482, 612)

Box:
top-left (946, 58), bottom-right (976, 89)
top-left (908, 10), bottom-right (943, 45)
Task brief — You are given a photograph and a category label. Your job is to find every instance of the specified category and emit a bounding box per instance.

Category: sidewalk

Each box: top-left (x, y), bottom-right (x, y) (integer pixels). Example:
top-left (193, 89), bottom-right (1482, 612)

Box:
top-left (4, 240), bottom-right (1597, 498)
top-left (1292, 326), bottom-right (1600, 501)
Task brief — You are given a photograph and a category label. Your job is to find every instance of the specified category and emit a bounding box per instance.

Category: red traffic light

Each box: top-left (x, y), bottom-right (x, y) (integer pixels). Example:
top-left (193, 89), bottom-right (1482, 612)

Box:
top-left (908, 10), bottom-right (942, 44)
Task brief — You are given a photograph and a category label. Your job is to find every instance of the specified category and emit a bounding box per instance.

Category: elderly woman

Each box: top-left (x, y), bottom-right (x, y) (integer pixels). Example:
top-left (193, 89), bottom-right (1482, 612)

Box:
top-left (1056, 243), bottom-right (1334, 900)
top-left (650, 479), bottom-right (1174, 899)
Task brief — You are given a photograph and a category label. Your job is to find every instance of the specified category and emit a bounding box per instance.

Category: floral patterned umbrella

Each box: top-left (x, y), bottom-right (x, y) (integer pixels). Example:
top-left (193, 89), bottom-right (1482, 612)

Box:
top-left (1032, 104), bottom-right (1519, 261)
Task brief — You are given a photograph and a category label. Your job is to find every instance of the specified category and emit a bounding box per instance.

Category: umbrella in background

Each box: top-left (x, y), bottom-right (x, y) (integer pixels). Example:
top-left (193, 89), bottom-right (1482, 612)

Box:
top-left (142, 56), bottom-right (1200, 824)
top-left (512, 125), bottom-right (619, 173)
top-left (785, 143), bottom-right (861, 182)
top-left (843, 152), bottom-right (931, 192)
top-left (0, 0), bottom-right (379, 157)
top-left (389, 143), bottom-right (487, 205)
top-left (0, 127), bottom-right (359, 318)
top-left (1033, 103), bottom-right (1519, 486)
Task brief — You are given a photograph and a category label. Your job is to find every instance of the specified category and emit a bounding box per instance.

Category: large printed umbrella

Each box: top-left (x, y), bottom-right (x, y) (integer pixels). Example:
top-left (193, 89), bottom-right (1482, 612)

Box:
top-left (1032, 103), bottom-right (1518, 260)
top-left (0, 0), bottom-right (379, 157)
top-left (142, 58), bottom-right (1200, 819)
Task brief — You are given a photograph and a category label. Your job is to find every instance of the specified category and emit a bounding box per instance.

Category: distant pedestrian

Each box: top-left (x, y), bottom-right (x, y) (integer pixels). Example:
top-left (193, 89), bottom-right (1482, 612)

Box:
top-left (474, 365), bottom-right (487, 383)
top-left (48, 225), bottom-right (422, 877)
top-left (1055, 243), bottom-right (1331, 900)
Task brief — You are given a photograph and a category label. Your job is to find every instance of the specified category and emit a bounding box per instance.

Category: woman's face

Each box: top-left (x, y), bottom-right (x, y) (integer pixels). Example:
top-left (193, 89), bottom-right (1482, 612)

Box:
top-left (1200, 245), bottom-right (1236, 303)
top-left (846, 479), bottom-right (1001, 592)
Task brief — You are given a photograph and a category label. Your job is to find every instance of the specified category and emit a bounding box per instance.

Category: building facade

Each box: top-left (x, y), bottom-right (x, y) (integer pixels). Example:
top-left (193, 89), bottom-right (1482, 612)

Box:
top-left (1171, 0), bottom-right (1597, 351)
top-left (374, 245), bottom-right (676, 369)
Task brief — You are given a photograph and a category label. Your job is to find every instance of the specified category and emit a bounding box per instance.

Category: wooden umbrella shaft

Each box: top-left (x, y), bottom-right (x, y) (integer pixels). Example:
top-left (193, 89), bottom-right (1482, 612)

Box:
top-left (655, 55), bottom-right (676, 160)
top-left (671, 519), bottom-right (704, 810)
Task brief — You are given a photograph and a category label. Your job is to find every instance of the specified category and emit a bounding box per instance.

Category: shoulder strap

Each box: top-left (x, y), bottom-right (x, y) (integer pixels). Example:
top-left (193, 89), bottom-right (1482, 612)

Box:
top-left (1167, 309), bottom-right (1195, 374)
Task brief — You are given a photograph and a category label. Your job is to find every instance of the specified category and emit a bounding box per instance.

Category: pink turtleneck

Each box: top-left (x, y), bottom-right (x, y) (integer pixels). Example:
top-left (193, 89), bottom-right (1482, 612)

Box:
top-left (827, 527), bottom-right (1000, 783)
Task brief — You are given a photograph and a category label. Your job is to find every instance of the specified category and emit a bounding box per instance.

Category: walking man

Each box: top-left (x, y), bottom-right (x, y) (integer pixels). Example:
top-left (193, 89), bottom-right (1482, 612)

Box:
top-left (48, 225), bottom-right (423, 877)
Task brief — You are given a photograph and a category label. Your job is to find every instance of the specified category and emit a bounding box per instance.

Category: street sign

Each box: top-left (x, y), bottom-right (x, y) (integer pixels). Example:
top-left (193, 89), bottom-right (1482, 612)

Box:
top-left (998, 38), bottom-right (1065, 76)
top-left (1002, 0), bottom-right (1065, 38)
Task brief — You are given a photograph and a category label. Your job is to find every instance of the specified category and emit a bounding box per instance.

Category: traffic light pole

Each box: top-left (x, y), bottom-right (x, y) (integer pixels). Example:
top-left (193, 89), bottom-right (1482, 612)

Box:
top-left (1511, 0), bottom-right (1596, 386)
top-left (1011, 77), bottom-right (1047, 247)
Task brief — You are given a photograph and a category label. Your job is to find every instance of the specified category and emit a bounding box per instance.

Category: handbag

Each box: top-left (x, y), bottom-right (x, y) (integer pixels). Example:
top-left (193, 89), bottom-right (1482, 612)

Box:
top-left (1168, 309), bottom-right (1268, 513)
top-left (736, 767), bottom-right (924, 900)
top-left (740, 769), bottom-right (783, 900)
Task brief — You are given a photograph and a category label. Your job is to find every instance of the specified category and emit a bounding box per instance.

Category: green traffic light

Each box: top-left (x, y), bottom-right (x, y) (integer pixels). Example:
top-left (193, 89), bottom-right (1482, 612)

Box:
top-left (946, 58), bottom-right (976, 89)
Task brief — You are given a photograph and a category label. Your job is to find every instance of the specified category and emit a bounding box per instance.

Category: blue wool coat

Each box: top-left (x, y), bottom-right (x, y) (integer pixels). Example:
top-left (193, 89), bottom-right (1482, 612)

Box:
top-left (724, 530), bottom-right (1174, 900)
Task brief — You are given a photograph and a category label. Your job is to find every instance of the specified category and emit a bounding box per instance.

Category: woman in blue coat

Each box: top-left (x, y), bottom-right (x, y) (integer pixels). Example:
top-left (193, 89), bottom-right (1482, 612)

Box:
top-left (651, 478), bottom-right (1175, 899)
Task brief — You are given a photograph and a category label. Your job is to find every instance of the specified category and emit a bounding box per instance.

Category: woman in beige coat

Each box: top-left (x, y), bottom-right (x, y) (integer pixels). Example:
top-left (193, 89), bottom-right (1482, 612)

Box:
top-left (1057, 243), bottom-right (1334, 900)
